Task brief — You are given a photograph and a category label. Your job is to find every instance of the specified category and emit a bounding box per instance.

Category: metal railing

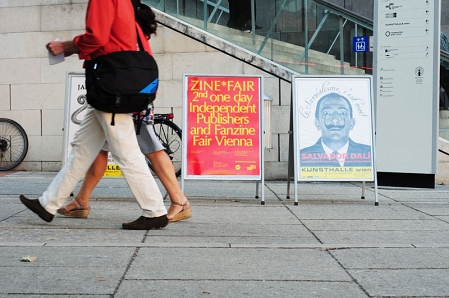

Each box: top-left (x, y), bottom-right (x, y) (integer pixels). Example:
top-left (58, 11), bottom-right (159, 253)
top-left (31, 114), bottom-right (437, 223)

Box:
top-left (145, 0), bottom-right (374, 76)
top-left (146, 0), bottom-right (449, 141)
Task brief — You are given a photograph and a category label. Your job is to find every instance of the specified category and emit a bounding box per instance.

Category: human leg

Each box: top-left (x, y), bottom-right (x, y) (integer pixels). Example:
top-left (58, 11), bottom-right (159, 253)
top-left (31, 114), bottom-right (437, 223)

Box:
top-left (97, 110), bottom-right (167, 221)
top-left (58, 120), bottom-right (191, 222)
top-left (37, 108), bottom-right (167, 229)
top-left (227, 0), bottom-right (236, 28)
top-left (228, 0), bottom-right (260, 31)
top-left (242, 0), bottom-right (261, 29)
top-left (75, 150), bottom-right (108, 205)
top-left (57, 150), bottom-right (109, 218)
top-left (138, 123), bottom-right (191, 221)
top-left (236, 0), bottom-right (251, 27)
top-left (20, 106), bottom-right (107, 220)
top-left (147, 150), bottom-right (191, 221)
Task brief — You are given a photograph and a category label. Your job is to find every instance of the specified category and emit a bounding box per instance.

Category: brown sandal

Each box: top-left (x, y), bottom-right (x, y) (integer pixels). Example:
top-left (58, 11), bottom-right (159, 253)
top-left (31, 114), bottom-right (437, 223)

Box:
top-left (168, 201), bottom-right (191, 222)
top-left (57, 198), bottom-right (90, 219)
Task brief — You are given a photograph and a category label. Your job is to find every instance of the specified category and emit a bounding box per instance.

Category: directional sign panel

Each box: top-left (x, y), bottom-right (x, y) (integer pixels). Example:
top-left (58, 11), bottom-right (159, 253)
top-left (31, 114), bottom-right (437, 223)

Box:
top-left (374, 0), bottom-right (439, 175)
top-left (353, 36), bottom-right (369, 52)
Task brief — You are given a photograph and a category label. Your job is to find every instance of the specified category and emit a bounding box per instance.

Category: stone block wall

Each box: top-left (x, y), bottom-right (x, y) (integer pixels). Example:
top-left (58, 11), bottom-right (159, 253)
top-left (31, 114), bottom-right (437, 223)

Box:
top-left (0, 0), bottom-right (291, 179)
top-left (1, 0), bottom-right (448, 183)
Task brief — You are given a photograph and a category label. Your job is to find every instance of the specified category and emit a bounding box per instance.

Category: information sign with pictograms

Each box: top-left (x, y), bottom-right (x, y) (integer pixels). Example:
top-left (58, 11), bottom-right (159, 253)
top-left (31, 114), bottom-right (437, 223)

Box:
top-left (353, 36), bottom-right (369, 52)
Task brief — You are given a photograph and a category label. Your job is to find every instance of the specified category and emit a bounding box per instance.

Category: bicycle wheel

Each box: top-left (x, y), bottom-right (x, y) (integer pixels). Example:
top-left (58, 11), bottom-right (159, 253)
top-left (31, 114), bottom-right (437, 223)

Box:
top-left (0, 118), bottom-right (28, 171)
top-left (150, 119), bottom-right (182, 177)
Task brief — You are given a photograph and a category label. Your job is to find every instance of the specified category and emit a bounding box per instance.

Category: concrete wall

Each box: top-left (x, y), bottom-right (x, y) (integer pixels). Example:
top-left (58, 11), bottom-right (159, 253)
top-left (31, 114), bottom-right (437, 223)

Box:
top-left (0, 0), bottom-right (290, 179)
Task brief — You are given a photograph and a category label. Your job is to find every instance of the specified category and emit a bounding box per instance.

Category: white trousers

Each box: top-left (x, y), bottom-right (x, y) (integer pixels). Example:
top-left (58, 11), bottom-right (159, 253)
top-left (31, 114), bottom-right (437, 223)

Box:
top-left (39, 105), bottom-right (167, 218)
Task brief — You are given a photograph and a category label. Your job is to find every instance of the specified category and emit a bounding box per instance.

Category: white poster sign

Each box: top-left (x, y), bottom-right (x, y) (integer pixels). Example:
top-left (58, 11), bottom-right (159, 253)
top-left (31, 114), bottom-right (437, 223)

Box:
top-left (293, 75), bottom-right (375, 181)
top-left (63, 72), bottom-right (123, 177)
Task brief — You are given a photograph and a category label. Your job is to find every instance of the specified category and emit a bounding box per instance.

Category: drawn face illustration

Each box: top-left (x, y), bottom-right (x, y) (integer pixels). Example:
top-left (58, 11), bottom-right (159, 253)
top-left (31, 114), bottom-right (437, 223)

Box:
top-left (315, 95), bottom-right (355, 145)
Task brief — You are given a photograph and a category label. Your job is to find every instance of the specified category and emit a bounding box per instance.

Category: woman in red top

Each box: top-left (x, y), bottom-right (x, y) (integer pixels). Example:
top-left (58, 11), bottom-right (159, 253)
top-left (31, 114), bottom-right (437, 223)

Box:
top-left (20, 0), bottom-right (168, 230)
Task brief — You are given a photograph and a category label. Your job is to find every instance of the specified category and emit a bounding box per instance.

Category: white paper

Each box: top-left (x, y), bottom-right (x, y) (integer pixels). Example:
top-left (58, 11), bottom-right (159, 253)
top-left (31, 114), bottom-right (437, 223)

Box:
top-left (48, 38), bottom-right (65, 65)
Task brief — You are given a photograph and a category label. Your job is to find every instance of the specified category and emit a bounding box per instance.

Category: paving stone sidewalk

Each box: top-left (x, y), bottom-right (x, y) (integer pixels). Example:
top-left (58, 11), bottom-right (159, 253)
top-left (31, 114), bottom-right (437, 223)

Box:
top-left (1, 171), bottom-right (449, 297)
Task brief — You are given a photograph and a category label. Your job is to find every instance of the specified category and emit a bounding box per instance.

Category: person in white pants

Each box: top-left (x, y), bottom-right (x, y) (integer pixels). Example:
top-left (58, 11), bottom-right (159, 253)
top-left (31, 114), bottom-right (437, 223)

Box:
top-left (20, 106), bottom-right (168, 230)
top-left (19, 0), bottom-right (168, 230)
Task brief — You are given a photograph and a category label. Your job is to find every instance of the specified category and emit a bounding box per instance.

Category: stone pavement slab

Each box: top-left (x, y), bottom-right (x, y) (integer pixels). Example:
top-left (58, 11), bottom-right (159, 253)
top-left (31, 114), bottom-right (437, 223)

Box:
top-left (115, 280), bottom-right (367, 298)
top-left (288, 202), bottom-right (427, 220)
top-left (127, 247), bottom-right (352, 281)
top-left (348, 269), bottom-right (449, 297)
top-left (302, 219), bottom-right (448, 230)
top-left (1, 171), bottom-right (449, 297)
top-left (402, 202), bottom-right (449, 216)
top-left (0, 267), bottom-right (122, 295)
top-left (312, 230), bottom-right (449, 246)
top-left (330, 247), bottom-right (449, 269)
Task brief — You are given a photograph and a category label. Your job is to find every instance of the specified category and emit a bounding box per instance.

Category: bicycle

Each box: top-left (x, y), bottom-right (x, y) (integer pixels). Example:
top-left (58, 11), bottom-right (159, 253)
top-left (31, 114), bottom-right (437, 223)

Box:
top-left (0, 118), bottom-right (29, 171)
top-left (150, 111), bottom-right (182, 177)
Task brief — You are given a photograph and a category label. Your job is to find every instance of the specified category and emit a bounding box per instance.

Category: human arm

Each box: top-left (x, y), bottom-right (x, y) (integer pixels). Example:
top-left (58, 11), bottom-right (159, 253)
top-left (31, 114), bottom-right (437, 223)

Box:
top-left (73, 0), bottom-right (132, 60)
top-left (63, 0), bottom-right (149, 60)
top-left (73, 0), bottom-right (115, 60)
top-left (46, 40), bottom-right (79, 57)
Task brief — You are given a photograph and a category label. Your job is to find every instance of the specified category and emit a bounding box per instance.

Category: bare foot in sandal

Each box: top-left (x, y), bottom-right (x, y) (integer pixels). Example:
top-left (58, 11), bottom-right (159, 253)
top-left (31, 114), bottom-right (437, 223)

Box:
top-left (167, 199), bottom-right (191, 222)
top-left (57, 198), bottom-right (90, 219)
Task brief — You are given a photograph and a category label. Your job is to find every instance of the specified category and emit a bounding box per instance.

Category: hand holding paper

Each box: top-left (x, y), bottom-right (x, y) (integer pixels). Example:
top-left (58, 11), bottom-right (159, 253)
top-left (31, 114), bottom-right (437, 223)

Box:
top-left (48, 39), bottom-right (65, 65)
